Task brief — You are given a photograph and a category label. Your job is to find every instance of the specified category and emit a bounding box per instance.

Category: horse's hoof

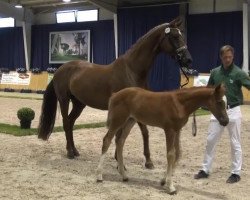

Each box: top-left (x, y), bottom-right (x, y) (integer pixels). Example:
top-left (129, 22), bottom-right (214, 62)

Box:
top-left (73, 149), bottom-right (80, 157)
top-left (160, 179), bottom-right (166, 186)
top-left (145, 162), bottom-right (154, 169)
top-left (123, 177), bottom-right (129, 182)
top-left (96, 179), bottom-right (103, 183)
top-left (67, 153), bottom-right (75, 159)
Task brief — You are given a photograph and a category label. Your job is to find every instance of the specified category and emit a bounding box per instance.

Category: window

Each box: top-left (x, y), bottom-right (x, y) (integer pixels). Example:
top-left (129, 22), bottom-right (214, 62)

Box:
top-left (0, 17), bottom-right (14, 28)
top-left (56, 9), bottom-right (98, 24)
top-left (77, 10), bottom-right (98, 22)
top-left (56, 11), bottom-right (75, 23)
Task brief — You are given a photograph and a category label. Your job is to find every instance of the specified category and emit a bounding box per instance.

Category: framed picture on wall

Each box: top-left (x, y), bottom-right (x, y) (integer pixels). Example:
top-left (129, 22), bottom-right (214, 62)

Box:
top-left (49, 30), bottom-right (90, 63)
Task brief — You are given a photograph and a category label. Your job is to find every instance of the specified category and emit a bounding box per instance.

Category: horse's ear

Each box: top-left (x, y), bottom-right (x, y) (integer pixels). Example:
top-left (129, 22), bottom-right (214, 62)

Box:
top-left (214, 83), bottom-right (226, 100)
top-left (169, 17), bottom-right (182, 28)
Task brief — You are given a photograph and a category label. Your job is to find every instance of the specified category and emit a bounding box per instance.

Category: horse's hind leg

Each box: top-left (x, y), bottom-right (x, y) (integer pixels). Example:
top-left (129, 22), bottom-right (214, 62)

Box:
top-left (67, 96), bottom-right (85, 158)
top-left (59, 96), bottom-right (85, 159)
top-left (58, 98), bottom-right (72, 157)
top-left (137, 122), bottom-right (154, 169)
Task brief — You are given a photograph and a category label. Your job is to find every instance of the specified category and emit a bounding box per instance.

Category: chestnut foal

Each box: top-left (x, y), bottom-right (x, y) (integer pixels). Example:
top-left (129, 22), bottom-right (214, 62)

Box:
top-left (97, 84), bottom-right (229, 194)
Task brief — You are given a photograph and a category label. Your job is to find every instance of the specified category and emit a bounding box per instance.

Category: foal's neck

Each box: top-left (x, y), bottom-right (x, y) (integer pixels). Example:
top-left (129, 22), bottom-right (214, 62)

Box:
top-left (179, 88), bottom-right (212, 116)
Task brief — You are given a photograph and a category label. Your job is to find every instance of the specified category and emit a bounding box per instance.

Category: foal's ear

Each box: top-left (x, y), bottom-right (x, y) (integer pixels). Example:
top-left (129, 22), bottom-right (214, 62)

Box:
top-left (169, 17), bottom-right (182, 28)
top-left (214, 83), bottom-right (226, 100)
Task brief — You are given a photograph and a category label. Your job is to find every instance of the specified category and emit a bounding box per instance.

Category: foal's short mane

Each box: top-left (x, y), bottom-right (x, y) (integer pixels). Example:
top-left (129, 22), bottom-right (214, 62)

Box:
top-left (170, 86), bottom-right (215, 99)
top-left (173, 86), bottom-right (212, 93)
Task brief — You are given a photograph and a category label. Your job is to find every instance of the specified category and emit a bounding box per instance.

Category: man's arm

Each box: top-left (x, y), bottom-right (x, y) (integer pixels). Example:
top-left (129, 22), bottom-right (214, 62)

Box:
top-left (240, 71), bottom-right (250, 90)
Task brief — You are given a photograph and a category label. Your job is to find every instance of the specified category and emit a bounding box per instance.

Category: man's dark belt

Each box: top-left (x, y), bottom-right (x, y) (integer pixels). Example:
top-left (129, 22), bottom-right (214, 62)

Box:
top-left (227, 103), bottom-right (240, 109)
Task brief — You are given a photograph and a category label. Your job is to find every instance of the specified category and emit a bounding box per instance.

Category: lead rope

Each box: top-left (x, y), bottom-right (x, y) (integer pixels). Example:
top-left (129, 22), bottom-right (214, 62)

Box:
top-left (180, 67), bottom-right (197, 137)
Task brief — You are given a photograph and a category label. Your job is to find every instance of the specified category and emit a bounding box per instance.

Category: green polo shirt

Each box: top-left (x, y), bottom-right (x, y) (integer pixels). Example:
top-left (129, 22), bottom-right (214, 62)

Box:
top-left (207, 64), bottom-right (250, 105)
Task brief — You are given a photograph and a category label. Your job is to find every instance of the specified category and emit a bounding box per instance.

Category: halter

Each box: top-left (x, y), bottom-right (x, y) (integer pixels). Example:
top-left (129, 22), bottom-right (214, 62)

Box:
top-left (164, 27), bottom-right (190, 88)
top-left (164, 26), bottom-right (196, 136)
top-left (164, 27), bottom-right (189, 67)
top-left (176, 45), bottom-right (187, 54)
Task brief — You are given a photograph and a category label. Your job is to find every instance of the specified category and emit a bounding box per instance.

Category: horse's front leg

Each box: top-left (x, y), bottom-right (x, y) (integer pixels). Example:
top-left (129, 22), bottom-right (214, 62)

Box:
top-left (137, 122), bottom-right (154, 169)
top-left (161, 130), bottom-right (177, 195)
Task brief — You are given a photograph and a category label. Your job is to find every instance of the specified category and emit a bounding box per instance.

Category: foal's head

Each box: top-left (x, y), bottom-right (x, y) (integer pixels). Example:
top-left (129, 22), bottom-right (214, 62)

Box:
top-left (159, 17), bottom-right (192, 69)
top-left (207, 84), bottom-right (229, 126)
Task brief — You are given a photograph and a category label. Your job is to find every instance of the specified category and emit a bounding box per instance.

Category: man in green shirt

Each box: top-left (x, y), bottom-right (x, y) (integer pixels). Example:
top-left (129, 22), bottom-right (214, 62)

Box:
top-left (194, 45), bottom-right (250, 183)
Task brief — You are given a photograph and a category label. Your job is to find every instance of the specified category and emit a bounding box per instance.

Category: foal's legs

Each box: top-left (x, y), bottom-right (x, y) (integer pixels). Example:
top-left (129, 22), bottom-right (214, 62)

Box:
top-left (160, 129), bottom-right (178, 195)
top-left (97, 108), bottom-right (130, 182)
top-left (137, 122), bottom-right (154, 169)
top-left (96, 128), bottom-right (119, 182)
top-left (116, 118), bottom-right (136, 181)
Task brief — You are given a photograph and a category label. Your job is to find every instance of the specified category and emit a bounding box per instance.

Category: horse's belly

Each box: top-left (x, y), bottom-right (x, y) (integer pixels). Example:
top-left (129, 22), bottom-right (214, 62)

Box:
top-left (71, 87), bottom-right (109, 110)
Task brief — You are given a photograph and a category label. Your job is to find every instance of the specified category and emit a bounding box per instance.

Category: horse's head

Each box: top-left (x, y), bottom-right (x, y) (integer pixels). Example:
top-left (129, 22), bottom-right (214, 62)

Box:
top-left (159, 17), bottom-right (192, 68)
top-left (207, 84), bottom-right (229, 126)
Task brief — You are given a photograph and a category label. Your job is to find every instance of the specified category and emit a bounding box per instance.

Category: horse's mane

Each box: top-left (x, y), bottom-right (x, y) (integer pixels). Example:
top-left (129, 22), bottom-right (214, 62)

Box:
top-left (124, 23), bottom-right (168, 56)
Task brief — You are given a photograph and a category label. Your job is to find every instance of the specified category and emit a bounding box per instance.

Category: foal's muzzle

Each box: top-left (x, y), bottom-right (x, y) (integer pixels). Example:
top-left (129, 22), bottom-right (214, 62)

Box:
top-left (219, 117), bottom-right (229, 126)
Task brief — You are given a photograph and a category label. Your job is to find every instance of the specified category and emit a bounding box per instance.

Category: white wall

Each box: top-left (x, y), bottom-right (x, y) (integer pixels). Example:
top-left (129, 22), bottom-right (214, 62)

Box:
top-left (189, 0), bottom-right (243, 14)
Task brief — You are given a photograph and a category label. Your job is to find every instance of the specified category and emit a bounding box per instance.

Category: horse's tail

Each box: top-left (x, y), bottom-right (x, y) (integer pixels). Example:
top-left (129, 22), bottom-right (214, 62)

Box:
top-left (38, 80), bottom-right (57, 140)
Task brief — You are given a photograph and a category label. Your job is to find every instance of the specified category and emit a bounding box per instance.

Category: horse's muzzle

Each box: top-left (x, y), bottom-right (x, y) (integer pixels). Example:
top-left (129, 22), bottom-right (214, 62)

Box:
top-left (178, 49), bottom-right (193, 68)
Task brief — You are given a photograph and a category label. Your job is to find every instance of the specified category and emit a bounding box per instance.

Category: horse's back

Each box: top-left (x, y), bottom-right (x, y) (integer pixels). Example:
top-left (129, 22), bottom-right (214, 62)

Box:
top-left (53, 60), bottom-right (94, 83)
top-left (53, 60), bottom-right (114, 109)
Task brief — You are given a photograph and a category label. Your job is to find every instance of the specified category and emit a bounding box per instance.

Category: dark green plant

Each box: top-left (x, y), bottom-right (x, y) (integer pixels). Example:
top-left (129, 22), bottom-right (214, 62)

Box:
top-left (17, 107), bottom-right (35, 129)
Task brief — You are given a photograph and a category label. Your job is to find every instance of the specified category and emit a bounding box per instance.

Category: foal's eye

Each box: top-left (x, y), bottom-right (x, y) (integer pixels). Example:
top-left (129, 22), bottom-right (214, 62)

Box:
top-left (218, 101), bottom-right (226, 108)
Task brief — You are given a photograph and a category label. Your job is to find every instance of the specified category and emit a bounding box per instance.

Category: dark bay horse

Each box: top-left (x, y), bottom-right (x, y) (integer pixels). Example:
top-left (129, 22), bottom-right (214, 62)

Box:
top-left (96, 84), bottom-right (229, 194)
top-left (38, 17), bottom-right (192, 168)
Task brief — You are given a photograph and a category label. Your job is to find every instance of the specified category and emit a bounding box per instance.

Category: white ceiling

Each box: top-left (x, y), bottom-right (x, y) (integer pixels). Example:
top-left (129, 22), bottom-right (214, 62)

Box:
top-left (3, 0), bottom-right (188, 14)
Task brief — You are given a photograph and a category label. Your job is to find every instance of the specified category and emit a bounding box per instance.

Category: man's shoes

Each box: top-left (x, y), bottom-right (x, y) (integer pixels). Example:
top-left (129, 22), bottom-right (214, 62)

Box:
top-left (226, 174), bottom-right (241, 183)
top-left (194, 170), bottom-right (209, 179)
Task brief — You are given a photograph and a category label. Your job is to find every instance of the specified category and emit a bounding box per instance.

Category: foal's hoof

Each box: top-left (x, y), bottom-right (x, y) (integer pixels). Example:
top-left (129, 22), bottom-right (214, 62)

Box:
top-left (145, 162), bottom-right (154, 169)
top-left (123, 177), bottom-right (129, 182)
top-left (117, 165), bottom-right (127, 171)
top-left (160, 179), bottom-right (166, 186)
top-left (168, 190), bottom-right (177, 195)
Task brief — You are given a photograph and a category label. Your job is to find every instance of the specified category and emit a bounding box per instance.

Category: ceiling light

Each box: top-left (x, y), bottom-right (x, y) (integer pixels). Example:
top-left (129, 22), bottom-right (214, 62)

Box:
top-left (15, 1), bottom-right (22, 8)
top-left (63, 0), bottom-right (71, 2)
top-left (15, 4), bottom-right (22, 8)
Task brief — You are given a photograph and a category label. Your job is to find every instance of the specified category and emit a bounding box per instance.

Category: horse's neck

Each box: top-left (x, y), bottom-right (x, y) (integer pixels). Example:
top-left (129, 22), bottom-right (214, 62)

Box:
top-left (179, 88), bottom-right (212, 115)
top-left (124, 30), bottom-right (162, 75)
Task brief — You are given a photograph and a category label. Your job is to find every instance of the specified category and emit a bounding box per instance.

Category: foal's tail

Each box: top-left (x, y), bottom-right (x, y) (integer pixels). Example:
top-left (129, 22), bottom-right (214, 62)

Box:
top-left (38, 80), bottom-right (58, 140)
top-left (106, 96), bottom-right (113, 129)
top-left (106, 93), bottom-right (116, 128)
